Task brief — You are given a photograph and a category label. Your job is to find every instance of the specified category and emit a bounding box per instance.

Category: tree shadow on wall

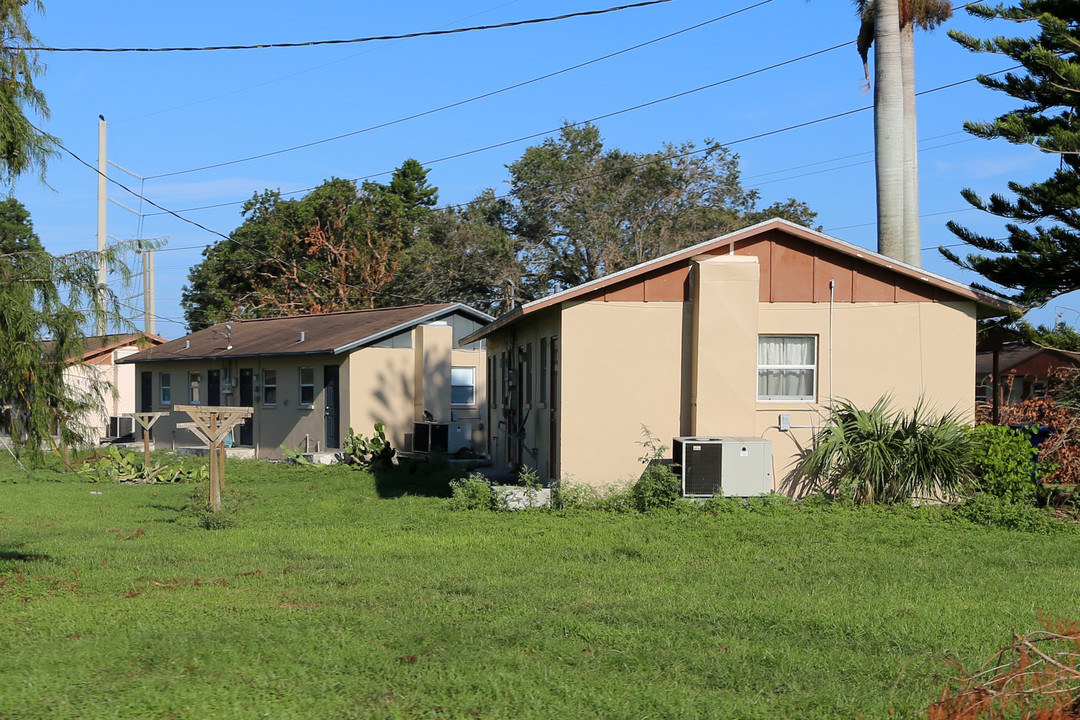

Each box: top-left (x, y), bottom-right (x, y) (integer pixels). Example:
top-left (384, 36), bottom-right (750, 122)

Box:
top-left (371, 454), bottom-right (468, 499)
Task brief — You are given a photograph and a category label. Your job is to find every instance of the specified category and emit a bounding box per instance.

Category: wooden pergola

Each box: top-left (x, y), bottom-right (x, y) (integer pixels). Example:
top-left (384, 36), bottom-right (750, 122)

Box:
top-left (125, 411), bottom-right (168, 469)
top-left (174, 405), bottom-right (253, 511)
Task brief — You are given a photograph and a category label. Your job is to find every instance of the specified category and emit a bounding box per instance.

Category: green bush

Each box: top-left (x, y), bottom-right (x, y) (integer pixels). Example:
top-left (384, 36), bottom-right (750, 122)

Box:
top-left (79, 446), bottom-right (209, 484)
top-left (968, 424), bottom-right (1052, 504)
top-left (697, 494), bottom-right (743, 514)
top-left (948, 493), bottom-right (1072, 535)
top-left (342, 423), bottom-right (395, 469)
top-left (630, 462), bottom-right (680, 512)
top-left (448, 473), bottom-right (496, 511)
top-left (552, 480), bottom-right (633, 512)
top-left (799, 397), bottom-right (974, 505)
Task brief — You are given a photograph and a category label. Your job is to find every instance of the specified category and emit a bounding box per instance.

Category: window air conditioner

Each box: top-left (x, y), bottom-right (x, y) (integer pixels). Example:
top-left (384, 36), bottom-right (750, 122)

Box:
top-left (672, 436), bottom-right (773, 497)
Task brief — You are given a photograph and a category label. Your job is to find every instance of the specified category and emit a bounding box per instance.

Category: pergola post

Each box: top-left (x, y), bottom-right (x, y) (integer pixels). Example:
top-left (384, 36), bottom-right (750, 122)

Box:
top-left (174, 406), bottom-right (253, 512)
top-left (126, 412), bottom-right (168, 469)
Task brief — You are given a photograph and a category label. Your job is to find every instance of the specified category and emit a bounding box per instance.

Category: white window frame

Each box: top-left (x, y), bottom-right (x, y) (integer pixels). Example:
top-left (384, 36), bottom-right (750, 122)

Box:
top-left (188, 371), bottom-right (202, 405)
top-left (159, 372), bottom-right (171, 406)
top-left (451, 366), bottom-right (477, 407)
top-left (299, 367), bottom-right (315, 406)
top-left (263, 369), bottom-right (277, 406)
top-left (757, 335), bottom-right (817, 402)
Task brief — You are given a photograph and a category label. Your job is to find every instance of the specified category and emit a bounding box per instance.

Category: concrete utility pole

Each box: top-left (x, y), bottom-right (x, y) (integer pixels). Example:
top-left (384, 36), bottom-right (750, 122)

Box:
top-left (96, 115), bottom-right (108, 336)
top-left (143, 247), bottom-right (155, 335)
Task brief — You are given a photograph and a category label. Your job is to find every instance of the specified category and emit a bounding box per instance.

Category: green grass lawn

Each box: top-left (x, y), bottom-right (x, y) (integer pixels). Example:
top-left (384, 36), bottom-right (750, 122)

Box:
top-left (0, 457), bottom-right (1077, 719)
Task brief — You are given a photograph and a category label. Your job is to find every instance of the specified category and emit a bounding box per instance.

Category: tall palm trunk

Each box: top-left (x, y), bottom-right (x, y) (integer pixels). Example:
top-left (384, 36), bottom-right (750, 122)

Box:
top-left (874, 0), bottom-right (905, 261)
top-left (901, 22), bottom-right (921, 267)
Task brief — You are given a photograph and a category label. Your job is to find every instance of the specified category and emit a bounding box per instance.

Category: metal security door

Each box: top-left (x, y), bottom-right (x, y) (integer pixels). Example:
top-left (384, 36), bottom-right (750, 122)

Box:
top-left (207, 370), bottom-right (221, 406)
top-left (323, 365), bottom-right (340, 449)
top-left (238, 369), bottom-right (254, 446)
top-left (140, 372), bottom-right (152, 412)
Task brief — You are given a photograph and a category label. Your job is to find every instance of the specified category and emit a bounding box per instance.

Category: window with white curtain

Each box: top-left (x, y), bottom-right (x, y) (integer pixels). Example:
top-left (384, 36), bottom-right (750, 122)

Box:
top-left (757, 335), bottom-right (817, 401)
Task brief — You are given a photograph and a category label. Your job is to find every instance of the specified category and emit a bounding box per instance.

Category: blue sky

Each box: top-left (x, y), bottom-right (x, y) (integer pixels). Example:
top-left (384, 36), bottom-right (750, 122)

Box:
top-left (14, 0), bottom-right (1070, 338)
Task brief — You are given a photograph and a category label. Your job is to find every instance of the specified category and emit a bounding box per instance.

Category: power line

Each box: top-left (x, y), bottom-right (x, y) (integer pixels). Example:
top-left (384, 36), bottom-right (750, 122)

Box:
top-left (144, 0), bottom-right (774, 180)
top-left (92, 66), bottom-right (1018, 305)
top-left (747, 138), bottom-right (974, 188)
top-left (742, 131), bottom-right (967, 181)
top-left (18, 0), bottom-right (672, 53)
top-left (52, 137), bottom-right (433, 309)
top-left (112, 0), bottom-right (531, 125)
top-left (145, 40), bottom-right (854, 217)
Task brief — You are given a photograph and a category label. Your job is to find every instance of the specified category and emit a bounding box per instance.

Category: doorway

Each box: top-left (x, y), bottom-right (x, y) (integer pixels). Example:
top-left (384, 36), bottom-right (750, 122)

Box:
top-left (207, 370), bottom-right (221, 406)
top-left (323, 365), bottom-right (340, 449)
top-left (238, 368), bottom-right (254, 446)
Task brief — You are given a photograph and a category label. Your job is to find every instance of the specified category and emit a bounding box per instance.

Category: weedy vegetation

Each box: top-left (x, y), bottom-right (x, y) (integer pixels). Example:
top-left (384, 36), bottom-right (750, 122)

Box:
top-left (0, 453), bottom-right (1078, 719)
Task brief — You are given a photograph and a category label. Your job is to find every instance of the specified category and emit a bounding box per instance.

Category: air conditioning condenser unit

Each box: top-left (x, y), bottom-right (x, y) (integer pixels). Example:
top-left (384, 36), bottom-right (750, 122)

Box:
top-left (108, 415), bottom-right (135, 441)
top-left (672, 436), bottom-right (772, 497)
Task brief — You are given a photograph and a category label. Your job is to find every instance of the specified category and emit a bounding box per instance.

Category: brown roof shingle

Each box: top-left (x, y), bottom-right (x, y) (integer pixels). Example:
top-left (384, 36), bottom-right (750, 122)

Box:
top-left (122, 304), bottom-right (485, 364)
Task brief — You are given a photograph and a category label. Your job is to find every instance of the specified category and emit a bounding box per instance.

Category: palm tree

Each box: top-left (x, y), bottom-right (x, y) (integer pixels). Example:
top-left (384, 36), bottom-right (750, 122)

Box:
top-left (857, 0), bottom-right (952, 267)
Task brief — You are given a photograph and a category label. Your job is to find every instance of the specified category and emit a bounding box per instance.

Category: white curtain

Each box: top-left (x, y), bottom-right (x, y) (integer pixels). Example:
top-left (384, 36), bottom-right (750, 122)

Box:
top-left (757, 336), bottom-right (815, 399)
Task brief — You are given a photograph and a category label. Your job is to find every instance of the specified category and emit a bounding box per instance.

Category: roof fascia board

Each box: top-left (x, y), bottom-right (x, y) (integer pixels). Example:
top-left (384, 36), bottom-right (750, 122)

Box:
top-left (119, 348), bottom-right (339, 364)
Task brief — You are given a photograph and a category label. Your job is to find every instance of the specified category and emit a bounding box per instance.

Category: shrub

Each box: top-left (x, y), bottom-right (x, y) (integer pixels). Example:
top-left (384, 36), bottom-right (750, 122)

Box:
top-left (79, 446), bottom-right (208, 484)
top-left (342, 423), bottom-right (395, 469)
top-left (552, 480), bottom-right (633, 512)
top-left (448, 473), bottom-right (496, 511)
top-left (630, 462), bottom-right (680, 512)
top-left (948, 493), bottom-right (1071, 535)
top-left (799, 397), bottom-right (975, 505)
top-left (968, 424), bottom-right (1052, 504)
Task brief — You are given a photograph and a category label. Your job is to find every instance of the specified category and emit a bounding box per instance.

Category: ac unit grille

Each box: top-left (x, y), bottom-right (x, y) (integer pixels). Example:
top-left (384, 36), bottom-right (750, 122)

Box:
top-left (413, 422), bottom-right (450, 454)
top-left (674, 437), bottom-right (723, 497)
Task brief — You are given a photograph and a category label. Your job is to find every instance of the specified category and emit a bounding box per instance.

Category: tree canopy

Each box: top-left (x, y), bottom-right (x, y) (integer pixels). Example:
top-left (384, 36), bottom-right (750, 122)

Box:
top-left (508, 123), bottom-right (817, 295)
top-left (184, 127), bottom-right (818, 326)
top-left (0, 0), bottom-right (57, 186)
top-left (182, 177), bottom-right (407, 330)
top-left (0, 199), bottom-right (131, 461)
top-left (943, 1), bottom-right (1080, 306)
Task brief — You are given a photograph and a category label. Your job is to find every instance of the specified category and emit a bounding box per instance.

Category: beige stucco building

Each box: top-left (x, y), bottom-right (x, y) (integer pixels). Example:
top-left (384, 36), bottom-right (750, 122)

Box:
top-left (121, 304), bottom-right (490, 459)
top-left (463, 220), bottom-right (1013, 492)
top-left (54, 333), bottom-right (165, 445)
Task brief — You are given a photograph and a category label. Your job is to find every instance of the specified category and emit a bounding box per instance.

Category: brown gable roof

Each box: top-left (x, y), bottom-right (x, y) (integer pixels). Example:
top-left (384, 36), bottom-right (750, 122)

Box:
top-left (975, 344), bottom-right (1080, 376)
top-left (122, 304), bottom-right (491, 364)
top-left (463, 219), bottom-right (1016, 344)
top-left (41, 333), bottom-right (165, 364)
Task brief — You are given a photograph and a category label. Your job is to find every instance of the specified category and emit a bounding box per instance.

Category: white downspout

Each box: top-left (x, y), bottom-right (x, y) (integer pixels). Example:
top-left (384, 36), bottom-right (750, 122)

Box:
top-left (829, 279), bottom-right (835, 417)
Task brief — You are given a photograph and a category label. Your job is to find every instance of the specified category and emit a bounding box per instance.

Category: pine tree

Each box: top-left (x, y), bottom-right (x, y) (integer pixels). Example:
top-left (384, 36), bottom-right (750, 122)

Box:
top-left (0, 0), bottom-right (57, 186)
top-left (943, 1), bottom-right (1080, 306)
top-left (0, 199), bottom-right (131, 461)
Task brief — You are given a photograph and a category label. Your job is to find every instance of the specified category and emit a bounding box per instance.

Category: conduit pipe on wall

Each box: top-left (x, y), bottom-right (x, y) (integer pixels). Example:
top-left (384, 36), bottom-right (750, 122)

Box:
top-left (829, 279), bottom-right (835, 417)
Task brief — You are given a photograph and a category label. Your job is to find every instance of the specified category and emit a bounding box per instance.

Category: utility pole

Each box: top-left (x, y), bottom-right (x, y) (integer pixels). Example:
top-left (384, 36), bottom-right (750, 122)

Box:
top-left (96, 115), bottom-right (108, 337)
top-left (143, 247), bottom-right (155, 336)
